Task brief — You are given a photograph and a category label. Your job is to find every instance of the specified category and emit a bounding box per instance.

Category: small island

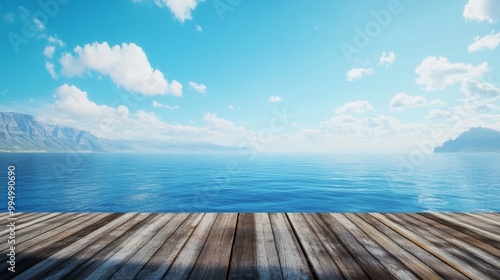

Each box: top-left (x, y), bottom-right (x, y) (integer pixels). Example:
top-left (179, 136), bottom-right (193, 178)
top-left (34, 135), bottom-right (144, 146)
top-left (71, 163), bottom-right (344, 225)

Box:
top-left (434, 127), bottom-right (500, 153)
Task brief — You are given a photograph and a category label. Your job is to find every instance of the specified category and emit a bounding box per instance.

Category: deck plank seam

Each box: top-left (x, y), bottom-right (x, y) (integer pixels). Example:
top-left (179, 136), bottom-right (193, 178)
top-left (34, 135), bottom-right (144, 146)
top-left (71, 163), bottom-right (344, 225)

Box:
top-left (185, 213), bottom-right (219, 280)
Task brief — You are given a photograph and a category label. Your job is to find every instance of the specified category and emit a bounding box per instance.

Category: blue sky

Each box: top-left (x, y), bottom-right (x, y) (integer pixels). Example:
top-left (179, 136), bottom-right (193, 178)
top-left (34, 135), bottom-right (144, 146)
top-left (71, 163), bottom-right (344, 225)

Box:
top-left (1, 0), bottom-right (500, 152)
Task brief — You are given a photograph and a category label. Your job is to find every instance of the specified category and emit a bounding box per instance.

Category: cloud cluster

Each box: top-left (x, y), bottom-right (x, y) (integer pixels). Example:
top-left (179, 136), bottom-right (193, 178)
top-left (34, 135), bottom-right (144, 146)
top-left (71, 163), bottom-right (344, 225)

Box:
top-left (153, 100), bottom-right (179, 110)
top-left (189, 82), bottom-right (207, 93)
top-left (335, 100), bottom-right (374, 115)
top-left (268, 96), bottom-right (282, 103)
top-left (154, 0), bottom-right (204, 23)
top-left (60, 42), bottom-right (182, 96)
top-left (40, 84), bottom-right (251, 146)
top-left (389, 93), bottom-right (427, 111)
top-left (415, 56), bottom-right (489, 91)
top-left (346, 68), bottom-right (374, 81)
top-left (379, 51), bottom-right (396, 66)
top-left (468, 31), bottom-right (500, 52)
top-left (463, 0), bottom-right (500, 23)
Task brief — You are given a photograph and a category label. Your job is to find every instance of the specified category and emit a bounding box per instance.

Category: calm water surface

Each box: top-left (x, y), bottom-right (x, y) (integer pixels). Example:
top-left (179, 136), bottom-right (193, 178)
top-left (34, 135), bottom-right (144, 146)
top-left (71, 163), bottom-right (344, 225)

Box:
top-left (1, 153), bottom-right (499, 212)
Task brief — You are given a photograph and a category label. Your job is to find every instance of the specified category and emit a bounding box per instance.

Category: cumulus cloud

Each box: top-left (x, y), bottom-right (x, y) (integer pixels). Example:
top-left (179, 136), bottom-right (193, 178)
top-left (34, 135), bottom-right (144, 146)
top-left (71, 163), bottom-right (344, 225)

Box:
top-left (463, 0), bottom-right (500, 23)
top-left (379, 51), bottom-right (396, 66)
top-left (153, 100), bottom-right (179, 110)
top-left (468, 31), bottom-right (500, 52)
top-left (189, 81), bottom-right (206, 93)
top-left (389, 93), bottom-right (427, 111)
top-left (460, 80), bottom-right (500, 99)
top-left (415, 56), bottom-right (489, 91)
top-left (228, 105), bottom-right (241, 110)
top-left (346, 68), bottom-right (374, 81)
top-left (60, 42), bottom-right (182, 96)
top-left (154, 0), bottom-right (204, 23)
top-left (335, 100), bottom-right (374, 115)
top-left (427, 109), bottom-right (456, 121)
top-left (45, 62), bottom-right (57, 79)
top-left (203, 112), bottom-right (247, 134)
top-left (43, 46), bottom-right (55, 58)
top-left (48, 36), bottom-right (65, 47)
top-left (40, 84), bottom-right (252, 146)
top-left (268, 96), bottom-right (282, 103)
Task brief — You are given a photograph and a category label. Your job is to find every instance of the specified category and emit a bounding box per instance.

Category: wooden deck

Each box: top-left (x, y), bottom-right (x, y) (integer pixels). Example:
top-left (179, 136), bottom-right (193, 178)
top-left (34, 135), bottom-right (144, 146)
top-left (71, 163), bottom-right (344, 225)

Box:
top-left (1, 212), bottom-right (499, 279)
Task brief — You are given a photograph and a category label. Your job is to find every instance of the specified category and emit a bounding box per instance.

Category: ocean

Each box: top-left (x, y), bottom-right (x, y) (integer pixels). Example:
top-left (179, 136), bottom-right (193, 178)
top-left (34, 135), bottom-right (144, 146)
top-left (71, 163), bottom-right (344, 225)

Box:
top-left (1, 152), bottom-right (499, 212)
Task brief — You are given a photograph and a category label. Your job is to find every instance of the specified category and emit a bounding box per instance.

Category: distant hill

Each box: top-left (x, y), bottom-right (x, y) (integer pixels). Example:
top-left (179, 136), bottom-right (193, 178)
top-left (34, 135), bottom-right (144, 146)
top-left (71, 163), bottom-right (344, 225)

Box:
top-left (0, 112), bottom-right (239, 152)
top-left (0, 112), bottom-right (128, 152)
top-left (434, 127), bottom-right (500, 153)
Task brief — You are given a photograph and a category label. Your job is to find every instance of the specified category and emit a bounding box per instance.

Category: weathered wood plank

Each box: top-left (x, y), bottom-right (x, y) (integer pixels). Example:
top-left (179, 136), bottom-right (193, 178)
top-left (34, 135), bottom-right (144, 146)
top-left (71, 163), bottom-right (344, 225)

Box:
top-left (188, 213), bottom-right (238, 280)
top-left (393, 213), bottom-right (500, 277)
top-left (357, 213), bottom-right (467, 279)
top-left (110, 213), bottom-right (190, 279)
top-left (39, 213), bottom-right (148, 280)
top-left (412, 213), bottom-right (500, 259)
top-left (269, 213), bottom-right (314, 280)
top-left (3, 213), bottom-right (117, 274)
top-left (424, 213), bottom-right (500, 245)
top-left (304, 214), bottom-right (368, 280)
top-left (162, 213), bottom-right (217, 279)
top-left (445, 213), bottom-right (499, 235)
top-left (334, 214), bottom-right (418, 279)
top-left (345, 213), bottom-right (443, 279)
top-left (135, 213), bottom-right (204, 279)
top-left (254, 213), bottom-right (283, 280)
top-left (83, 214), bottom-right (175, 279)
top-left (287, 213), bottom-right (343, 279)
top-left (372, 213), bottom-right (495, 280)
top-left (63, 213), bottom-right (158, 278)
top-left (0, 212), bottom-right (70, 252)
top-left (320, 213), bottom-right (394, 279)
top-left (2, 212), bottom-right (498, 279)
top-left (13, 213), bottom-right (136, 280)
top-left (228, 213), bottom-right (257, 280)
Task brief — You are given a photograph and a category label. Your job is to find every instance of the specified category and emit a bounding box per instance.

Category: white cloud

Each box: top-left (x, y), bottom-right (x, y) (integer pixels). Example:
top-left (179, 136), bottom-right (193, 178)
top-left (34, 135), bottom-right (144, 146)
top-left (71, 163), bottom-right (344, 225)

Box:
top-left (456, 100), bottom-right (497, 115)
top-left (415, 56), bottom-right (489, 91)
top-left (195, 24), bottom-right (202, 32)
top-left (468, 31), bottom-right (500, 52)
top-left (48, 36), bottom-right (65, 47)
top-left (335, 100), bottom-right (374, 115)
top-left (43, 46), bottom-right (55, 58)
top-left (38, 84), bottom-right (258, 146)
top-left (390, 93), bottom-right (427, 111)
top-left (460, 80), bottom-right (500, 99)
top-left (33, 18), bottom-right (45, 30)
top-left (268, 96), bottom-right (282, 103)
top-left (228, 105), bottom-right (241, 110)
top-left (45, 62), bottom-right (57, 79)
top-left (189, 81), bottom-right (206, 93)
top-left (60, 42), bottom-right (182, 96)
top-left (463, 0), bottom-right (500, 23)
top-left (51, 84), bottom-right (129, 121)
top-left (379, 51), bottom-right (396, 66)
top-left (346, 68), bottom-right (374, 81)
top-left (203, 112), bottom-right (246, 133)
top-left (154, 0), bottom-right (204, 23)
top-left (427, 109), bottom-right (456, 121)
top-left (153, 100), bottom-right (179, 110)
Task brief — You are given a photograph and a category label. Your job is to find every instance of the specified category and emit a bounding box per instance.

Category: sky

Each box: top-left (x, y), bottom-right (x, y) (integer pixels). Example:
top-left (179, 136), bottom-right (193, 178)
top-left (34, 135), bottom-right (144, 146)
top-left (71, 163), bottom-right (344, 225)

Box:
top-left (1, 0), bottom-right (500, 152)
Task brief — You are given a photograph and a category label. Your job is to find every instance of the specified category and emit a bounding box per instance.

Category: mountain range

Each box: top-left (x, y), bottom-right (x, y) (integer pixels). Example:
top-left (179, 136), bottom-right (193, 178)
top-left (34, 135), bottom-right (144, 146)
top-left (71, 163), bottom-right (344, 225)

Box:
top-left (0, 112), bottom-right (236, 152)
top-left (434, 127), bottom-right (500, 153)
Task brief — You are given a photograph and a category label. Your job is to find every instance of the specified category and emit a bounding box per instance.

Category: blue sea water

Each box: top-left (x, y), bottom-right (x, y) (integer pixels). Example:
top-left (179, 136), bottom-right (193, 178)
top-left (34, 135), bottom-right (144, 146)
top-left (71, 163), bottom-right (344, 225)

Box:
top-left (1, 153), bottom-right (499, 212)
